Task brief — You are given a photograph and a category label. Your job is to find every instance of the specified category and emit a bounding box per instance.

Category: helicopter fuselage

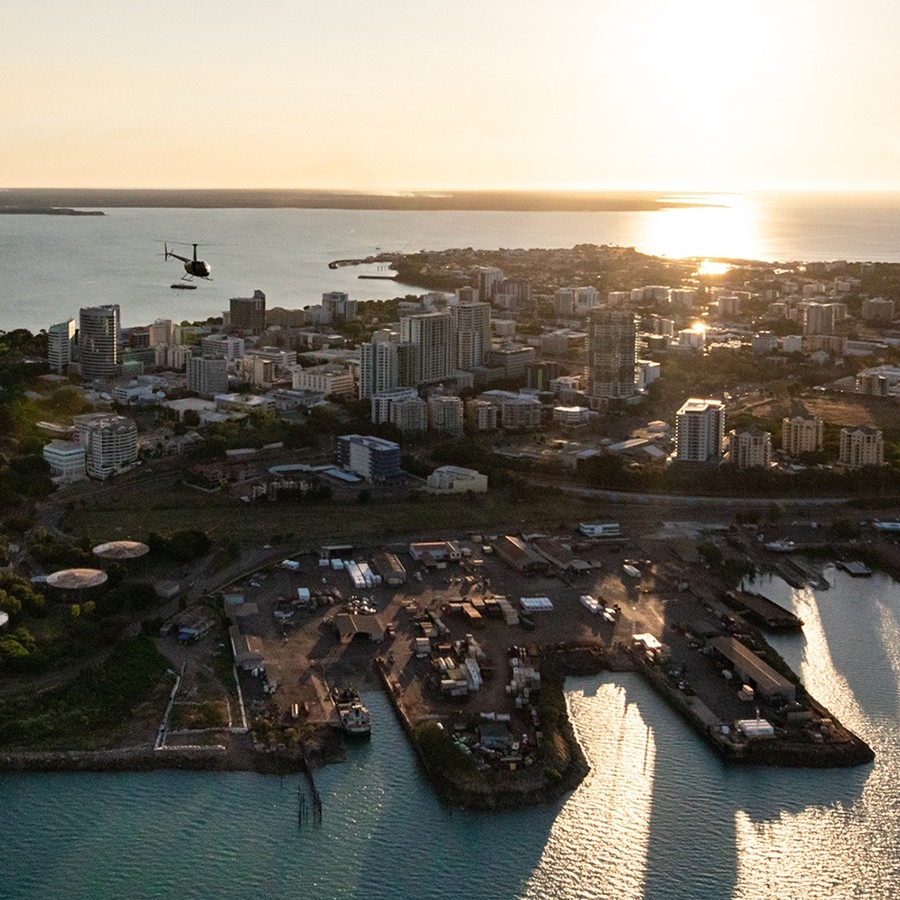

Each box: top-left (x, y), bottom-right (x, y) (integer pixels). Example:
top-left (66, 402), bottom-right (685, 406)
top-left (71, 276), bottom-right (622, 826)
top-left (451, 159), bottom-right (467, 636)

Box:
top-left (180, 258), bottom-right (212, 278)
top-left (164, 243), bottom-right (211, 279)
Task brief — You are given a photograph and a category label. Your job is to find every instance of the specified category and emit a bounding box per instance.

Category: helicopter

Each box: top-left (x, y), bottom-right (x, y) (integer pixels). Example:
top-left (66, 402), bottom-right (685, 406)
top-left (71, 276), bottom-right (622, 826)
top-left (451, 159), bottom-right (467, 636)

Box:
top-left (164, 242), bottom-right (212, 280)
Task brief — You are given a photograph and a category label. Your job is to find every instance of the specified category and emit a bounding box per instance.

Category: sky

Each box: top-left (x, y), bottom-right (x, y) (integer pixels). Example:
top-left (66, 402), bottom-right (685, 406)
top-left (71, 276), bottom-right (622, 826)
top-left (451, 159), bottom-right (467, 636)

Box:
top-left (3, 0), bottom-right (900, 193)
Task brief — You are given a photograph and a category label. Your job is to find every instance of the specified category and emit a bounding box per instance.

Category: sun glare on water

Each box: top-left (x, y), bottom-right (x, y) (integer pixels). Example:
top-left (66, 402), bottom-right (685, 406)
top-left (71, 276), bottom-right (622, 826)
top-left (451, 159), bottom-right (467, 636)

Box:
top-left (637, 197), bottom-right (762, 260)
top-left (697, 260), bottom-right (732, 276)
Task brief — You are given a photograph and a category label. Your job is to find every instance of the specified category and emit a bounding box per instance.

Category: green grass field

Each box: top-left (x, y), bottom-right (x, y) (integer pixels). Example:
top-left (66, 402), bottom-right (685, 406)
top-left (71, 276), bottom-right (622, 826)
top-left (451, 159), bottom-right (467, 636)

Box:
top-left (61, 485), bottom-right (608, 548)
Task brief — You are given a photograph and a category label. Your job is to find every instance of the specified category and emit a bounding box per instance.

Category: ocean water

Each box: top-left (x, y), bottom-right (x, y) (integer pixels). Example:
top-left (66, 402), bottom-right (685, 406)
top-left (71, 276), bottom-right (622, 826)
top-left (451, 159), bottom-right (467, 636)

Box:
top-left (3, 191), bottom-right (900, 333)
top-left (2, 568), bottom-right (898, 900)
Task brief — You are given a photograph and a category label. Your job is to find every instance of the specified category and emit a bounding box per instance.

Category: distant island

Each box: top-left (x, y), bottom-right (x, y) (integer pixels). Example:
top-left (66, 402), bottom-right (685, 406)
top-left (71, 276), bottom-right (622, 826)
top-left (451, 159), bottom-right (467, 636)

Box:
top-left (0, 206), bottom-right (104, 216)
top-left (0, 188), bottom-right (721, 212)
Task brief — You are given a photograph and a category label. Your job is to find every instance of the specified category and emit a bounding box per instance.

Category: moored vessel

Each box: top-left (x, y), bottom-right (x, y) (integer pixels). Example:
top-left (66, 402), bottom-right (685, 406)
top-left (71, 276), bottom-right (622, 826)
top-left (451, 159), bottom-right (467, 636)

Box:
top-left (332, 685), bottom-right (371, 737)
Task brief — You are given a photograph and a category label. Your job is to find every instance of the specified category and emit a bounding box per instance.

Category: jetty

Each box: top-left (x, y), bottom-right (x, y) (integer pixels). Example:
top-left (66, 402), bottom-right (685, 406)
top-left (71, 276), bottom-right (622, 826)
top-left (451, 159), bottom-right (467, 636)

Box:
top-left (327, 252), bottom-right (398, 270)
top-left (722, 589), bottom-right (804, 631)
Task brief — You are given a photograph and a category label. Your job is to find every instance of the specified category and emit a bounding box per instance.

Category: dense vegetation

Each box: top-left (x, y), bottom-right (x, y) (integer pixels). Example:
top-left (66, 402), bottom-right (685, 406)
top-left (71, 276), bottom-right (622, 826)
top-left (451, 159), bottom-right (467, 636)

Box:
top-left (413, 720), bottom-right (478, 779)
top-left (0, 636), bottom-right (170, 750)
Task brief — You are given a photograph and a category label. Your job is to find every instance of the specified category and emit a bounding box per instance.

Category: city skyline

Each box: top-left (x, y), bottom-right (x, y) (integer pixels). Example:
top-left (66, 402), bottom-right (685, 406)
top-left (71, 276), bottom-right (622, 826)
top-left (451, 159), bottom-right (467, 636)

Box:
top-left (4, 0), bottom-right (900, 192)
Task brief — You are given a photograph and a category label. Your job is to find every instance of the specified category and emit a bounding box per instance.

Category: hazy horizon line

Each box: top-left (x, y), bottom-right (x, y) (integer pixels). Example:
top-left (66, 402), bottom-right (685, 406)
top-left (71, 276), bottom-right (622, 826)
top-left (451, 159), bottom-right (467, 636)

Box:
top-left (5, 186), bottom-right (900, 213)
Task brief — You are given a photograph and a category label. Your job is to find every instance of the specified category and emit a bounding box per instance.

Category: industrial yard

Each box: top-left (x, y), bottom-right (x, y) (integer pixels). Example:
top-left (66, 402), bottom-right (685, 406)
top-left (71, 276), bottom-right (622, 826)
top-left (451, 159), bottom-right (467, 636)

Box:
top-left (154, 516), bottom-right (873, 802)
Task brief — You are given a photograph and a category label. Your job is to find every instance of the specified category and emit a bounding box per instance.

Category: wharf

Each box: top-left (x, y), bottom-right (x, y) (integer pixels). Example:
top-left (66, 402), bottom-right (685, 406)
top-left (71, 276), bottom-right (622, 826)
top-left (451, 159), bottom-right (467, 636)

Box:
top-left (632, 652), bottom-right (874, 768)
top-left (722, 589), bottom-right (804, 631)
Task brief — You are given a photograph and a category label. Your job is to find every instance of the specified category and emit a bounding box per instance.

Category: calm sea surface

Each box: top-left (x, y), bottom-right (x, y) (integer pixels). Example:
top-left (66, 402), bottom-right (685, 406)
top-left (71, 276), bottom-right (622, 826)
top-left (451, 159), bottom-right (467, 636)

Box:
top-left (2, 568), bottom-right (899, 900)
top-left (3, 191), bottom-right (900, 333)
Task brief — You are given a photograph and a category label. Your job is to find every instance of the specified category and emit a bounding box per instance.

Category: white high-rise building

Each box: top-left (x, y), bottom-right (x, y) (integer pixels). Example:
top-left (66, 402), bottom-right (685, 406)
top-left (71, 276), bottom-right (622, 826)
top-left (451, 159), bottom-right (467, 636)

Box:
top-left (449, 301), bottom-right (491, 370)
top-left (726, 426), bottom-right (772, 468)
top-left (337, 434), bottom-right (401, 482)
top-left (782, 415), bottom-right (824, 457)
top-left (371, 388), bottom-right (419, 425)
top-left (862, 297), bottom-right (895, 323)
top-left (675, 398), bottom-right (725, 462)
top-left (74, 413), bottom-right (138, 479)
top-left (322, 291), bottom-right (358, 321)
top-left (472, 267), bottom-right (504, 301)
top-left (78, 305), bottom-right (120, 380)
top-left (389, 396), bottom-right (428, 433)
top-left (401, 311), bottom-right (453, 386)
top-left (428, 395), bottom-right (464, 436)
top-left (187, 357), bottom-right (228, 396)
top-left (358, 331), bottom-right (417, 399)
top-left (48, 319), bottom-right (76, 373)
top-left (201, 334), bottom-right (245, 360)
top-left (148, 318), bottom-right (174, 347)
top-left (802, 302), bottom-right (838, 335)
top-left (839, 426), bottom-right (884, 469)
top-left (555, 286), bottom-right (599, 317)
top-left (156, 344), bottom-right (193, 370)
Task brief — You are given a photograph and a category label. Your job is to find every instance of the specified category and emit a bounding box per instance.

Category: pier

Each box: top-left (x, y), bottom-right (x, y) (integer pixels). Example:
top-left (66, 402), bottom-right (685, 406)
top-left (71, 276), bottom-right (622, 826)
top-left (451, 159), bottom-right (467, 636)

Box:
top-left (327, 252), bottom-right (398, 270)
top-left (298, 745), bottom-right (322, 825)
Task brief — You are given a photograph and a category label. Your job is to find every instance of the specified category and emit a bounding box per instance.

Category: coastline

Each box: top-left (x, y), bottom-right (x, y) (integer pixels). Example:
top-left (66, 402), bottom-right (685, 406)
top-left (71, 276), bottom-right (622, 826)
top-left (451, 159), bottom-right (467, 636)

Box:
top-left (0, 188), bottom-right (718, 212)
top-left (0, 638), bottom-right (872, 808)
top-left (0, 207), bottom-right (104, 216)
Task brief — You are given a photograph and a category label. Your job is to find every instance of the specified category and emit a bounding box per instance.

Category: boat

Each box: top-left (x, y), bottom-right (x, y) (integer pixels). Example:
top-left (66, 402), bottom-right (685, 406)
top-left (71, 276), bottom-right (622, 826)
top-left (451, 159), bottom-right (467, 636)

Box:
top-left (837, 560), bottom-right (872, 577)
top-left (332, 685), bottom-right (371, 737)
top-left (765, 539), bottom-right (798, 553)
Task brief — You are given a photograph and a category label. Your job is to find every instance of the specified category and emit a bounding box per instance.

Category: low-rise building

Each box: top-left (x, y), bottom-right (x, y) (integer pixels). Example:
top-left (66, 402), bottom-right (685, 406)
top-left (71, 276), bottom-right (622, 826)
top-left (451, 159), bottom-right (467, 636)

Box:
top-left (409, 540), bottom-right (462, 565)
top-left (371, 550), bottom-right (407, 585)
top-left (426, 466), bottom-right (488, 494)
top-left (42, 439), bottom-right (87, 482)
top-left (293, 364), bottom-right (355, 399)
top-left (553, 405), bottom-right (590, 427)
top-left (214, 393), bottom-right (275, 415)
top-left (491, 535), bottom-right (548, 574)
top-left (338, 434), bottom-right (402, 482)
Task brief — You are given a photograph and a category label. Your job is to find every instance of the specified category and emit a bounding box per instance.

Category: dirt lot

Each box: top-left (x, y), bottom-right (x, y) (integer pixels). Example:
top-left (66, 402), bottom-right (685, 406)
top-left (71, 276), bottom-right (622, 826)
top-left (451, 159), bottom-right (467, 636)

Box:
top-left (749, 393), bottom-right (900, 432)
top-left (209, 528), bottom-right (712, 740)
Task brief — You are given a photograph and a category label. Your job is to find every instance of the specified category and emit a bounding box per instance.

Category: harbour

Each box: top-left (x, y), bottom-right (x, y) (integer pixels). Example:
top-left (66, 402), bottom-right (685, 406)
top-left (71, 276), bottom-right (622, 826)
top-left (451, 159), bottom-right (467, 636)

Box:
top-left (2, 564), bottom-right (898, 900)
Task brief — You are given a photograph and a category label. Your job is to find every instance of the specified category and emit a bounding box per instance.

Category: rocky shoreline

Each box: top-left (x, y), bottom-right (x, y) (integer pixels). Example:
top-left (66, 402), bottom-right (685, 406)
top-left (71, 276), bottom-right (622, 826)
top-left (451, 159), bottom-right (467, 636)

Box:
top-left (0, 643), bottom-right (873, 806)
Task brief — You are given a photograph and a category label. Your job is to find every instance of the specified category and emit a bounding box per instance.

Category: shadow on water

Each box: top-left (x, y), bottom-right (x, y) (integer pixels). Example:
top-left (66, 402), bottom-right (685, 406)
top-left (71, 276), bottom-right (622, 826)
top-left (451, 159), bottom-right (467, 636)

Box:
top-left (755, 569), bottom-right (900, 728)
top-left (620, 670), bottom-right (868, 900)
top-left (308, 690), bottom-right (559, 900)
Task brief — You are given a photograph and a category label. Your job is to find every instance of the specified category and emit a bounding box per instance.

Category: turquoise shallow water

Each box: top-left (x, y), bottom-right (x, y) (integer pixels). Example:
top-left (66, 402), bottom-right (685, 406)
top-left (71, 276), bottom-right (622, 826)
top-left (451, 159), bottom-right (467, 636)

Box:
top-left (2, 568), bottom-right (898, 900)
